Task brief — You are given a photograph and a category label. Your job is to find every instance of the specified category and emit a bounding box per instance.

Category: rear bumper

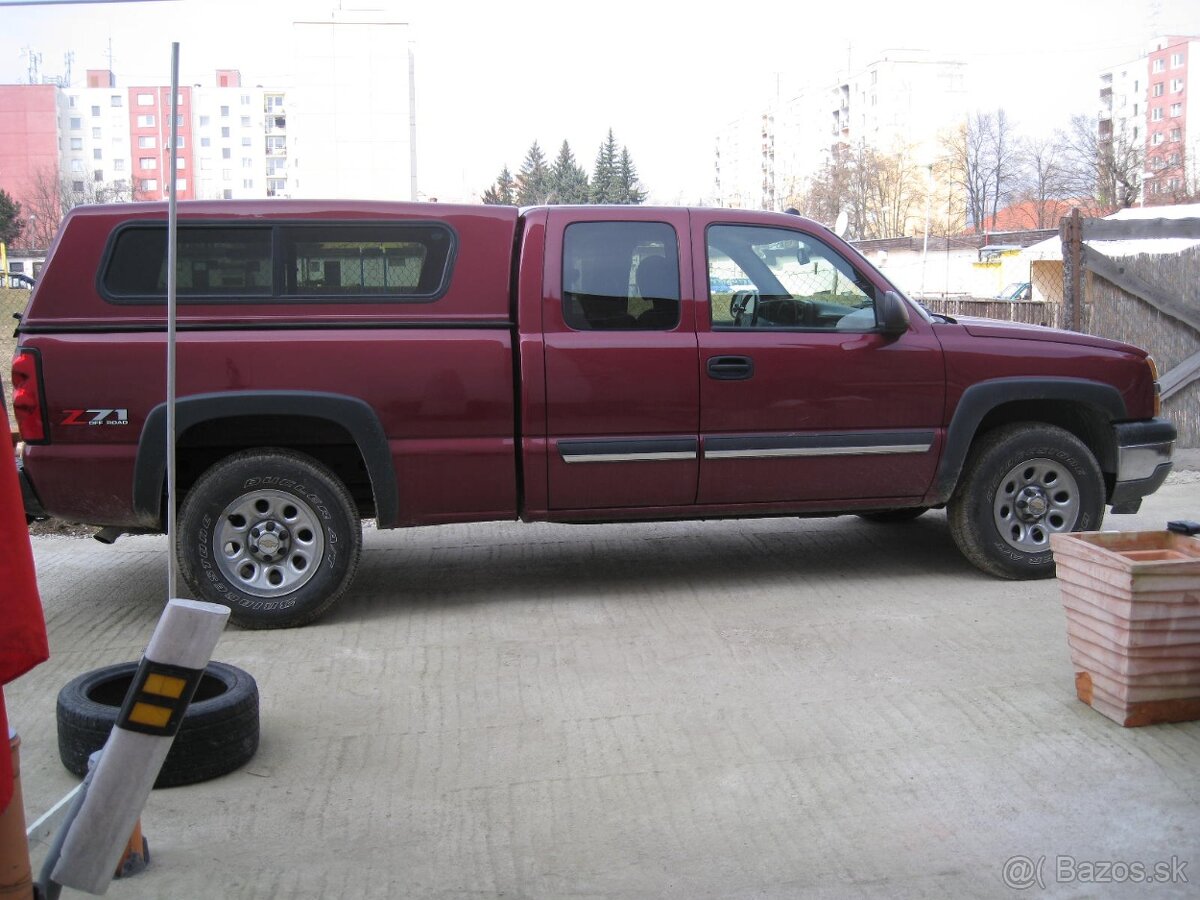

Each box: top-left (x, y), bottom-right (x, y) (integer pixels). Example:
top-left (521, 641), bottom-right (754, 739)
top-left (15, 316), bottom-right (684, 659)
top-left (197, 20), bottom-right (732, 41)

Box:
top-left (1110, 418), bottom-right (1176, 509)
top-left (17, 456), bottom-right (49, 521)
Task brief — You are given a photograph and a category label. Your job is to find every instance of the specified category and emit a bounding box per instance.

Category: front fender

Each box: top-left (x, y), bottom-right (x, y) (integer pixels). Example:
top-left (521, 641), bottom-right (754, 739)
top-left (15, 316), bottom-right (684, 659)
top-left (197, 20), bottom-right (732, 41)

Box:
top-left (929, 377), bottom-right (1127, 505)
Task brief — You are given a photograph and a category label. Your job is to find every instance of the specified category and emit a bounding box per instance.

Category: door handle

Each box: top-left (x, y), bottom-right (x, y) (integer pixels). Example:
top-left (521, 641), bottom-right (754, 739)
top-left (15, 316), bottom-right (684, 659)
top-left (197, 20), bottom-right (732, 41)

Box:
top-left (706, 355), bottom-right (754, 380)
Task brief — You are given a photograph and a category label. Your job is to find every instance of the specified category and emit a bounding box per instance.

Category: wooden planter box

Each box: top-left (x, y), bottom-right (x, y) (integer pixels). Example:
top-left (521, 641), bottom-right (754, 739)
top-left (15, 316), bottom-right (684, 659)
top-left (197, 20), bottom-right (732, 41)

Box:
top-left (1049, 530), bottom-right (1200, 727)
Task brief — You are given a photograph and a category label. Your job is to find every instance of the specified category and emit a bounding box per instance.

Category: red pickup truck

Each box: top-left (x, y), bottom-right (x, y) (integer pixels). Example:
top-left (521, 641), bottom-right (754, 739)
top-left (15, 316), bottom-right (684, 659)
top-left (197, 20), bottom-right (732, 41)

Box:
top-left (11, 201), bottom-right (1175, 628)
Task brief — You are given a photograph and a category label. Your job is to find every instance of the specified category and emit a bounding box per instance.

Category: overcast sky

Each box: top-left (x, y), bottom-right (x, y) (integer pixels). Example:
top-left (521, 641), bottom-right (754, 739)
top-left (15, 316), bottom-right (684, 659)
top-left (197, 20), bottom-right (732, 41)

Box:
top-left (3, 0), bottom-right (1199, 203)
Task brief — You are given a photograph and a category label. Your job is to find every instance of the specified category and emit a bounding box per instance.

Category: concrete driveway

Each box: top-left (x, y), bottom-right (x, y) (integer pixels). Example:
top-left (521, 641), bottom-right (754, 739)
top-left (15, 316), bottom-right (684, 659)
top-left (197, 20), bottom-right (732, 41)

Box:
top-left (7, 474), bottom-right (1200, 898)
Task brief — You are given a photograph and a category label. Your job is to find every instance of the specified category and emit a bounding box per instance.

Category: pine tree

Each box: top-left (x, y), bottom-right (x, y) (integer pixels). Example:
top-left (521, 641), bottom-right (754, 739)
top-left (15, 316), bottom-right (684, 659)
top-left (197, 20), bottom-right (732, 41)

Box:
top-left (590, 129), bottom-right (620, 204)
top-left (480, 166), bottom-right (516, 205)
top-left (549, 140), bottom-right (589, 204)
top-left (0, 189), bottom-right (25, 247)
top-left (616, 147), bottom-right (647, 205)
top-left (516, 141), bottom-right (551, 205)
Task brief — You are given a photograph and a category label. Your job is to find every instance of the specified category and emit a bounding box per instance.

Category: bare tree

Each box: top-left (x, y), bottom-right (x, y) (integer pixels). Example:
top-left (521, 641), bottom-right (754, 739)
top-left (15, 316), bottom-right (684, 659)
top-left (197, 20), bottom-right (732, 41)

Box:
top-left (941, 110), bottom-right (1023, 232)
top-left (21, 167), bottom-right (145, 248)
top-left (795, 142), bottom-right (926, 240)
top-left (1014, 134), bottom-right (1072, 228)
top-left (1060, 114), bottom-right (1140, 214)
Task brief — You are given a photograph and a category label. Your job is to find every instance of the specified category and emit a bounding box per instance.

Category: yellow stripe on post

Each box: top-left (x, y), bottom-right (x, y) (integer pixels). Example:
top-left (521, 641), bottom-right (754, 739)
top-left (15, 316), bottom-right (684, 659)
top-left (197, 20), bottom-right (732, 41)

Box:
top-left (126, 702), bottom-right (173, 730)
top-left (142, 673), bottom-right (188, 699)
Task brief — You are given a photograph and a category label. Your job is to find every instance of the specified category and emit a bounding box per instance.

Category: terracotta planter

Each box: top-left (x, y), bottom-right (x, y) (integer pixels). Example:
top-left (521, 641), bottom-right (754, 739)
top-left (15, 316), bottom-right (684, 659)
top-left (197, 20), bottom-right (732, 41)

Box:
top-left (1050, 530), bottom-right (1200, 727)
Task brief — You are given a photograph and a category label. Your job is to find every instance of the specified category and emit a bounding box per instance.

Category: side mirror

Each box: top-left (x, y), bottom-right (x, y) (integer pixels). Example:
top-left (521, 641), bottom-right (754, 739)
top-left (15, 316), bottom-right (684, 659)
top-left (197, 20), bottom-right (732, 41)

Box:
top-left (877, 290), bottom-right (910, 336)
top-left (795, 245), bottom-right (810, 266)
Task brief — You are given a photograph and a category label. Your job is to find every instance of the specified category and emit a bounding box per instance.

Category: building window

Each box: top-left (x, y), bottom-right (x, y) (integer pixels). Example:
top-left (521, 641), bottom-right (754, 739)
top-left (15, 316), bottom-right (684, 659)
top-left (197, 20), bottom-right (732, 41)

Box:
top-left (70, 137), bottom-right (83, 150)
top-left (139, 157), bottom-right (157, 169)
top-left (176, 157), bottom-right (186, 169)
top-left (92, 126), bottom-right (102, 138)
top-left (91, 105), bottom-right (101, 116)
top-left (1170, 52), bottom-right (1184, 68)
top-left (199, 115), bottom-right (210, 127)
top-left (69, 96), bottom-right (77, 108)
top-left (1170, 103), bottom-right (1182, 117)
top-left (1152, 132), bottom-right (1164, 145)
top-left (220, 105), bottom-right (229, 117)
top-left (93, 169), bottom-right (103, 182)
top-left (137, 92), bottom-right (154, 106)
top-left (93, 148), bottom-right (102, 160)
top-left (223, 189), bottom-right (233, 199)
top-left (201, 137), bottom-right (211, 148)
top-left (241, 136), bottom-right (252, 147)
top-left (110, 95), bottom-right (122, 107)
top-left (241, 94), bottom-right (251, 105)
top-left (1170, 128), bottom-right (1181, 141)
top-left (1169, 153), bottom-right (1181, 166)
top-left (114, 159), bottom-right (125, 172)
top-left (1153, 59), bottom-right (1165, 73)
top-left (72, 180), bottom-right (84, 193)
top-left (222, 169), bottom-right (232, 180)
top-left (141, 179), bottom-right (158, 191)
top-left (138, 136), bottom-right (156, 149)
top-left (221, 127), bottom-right (230, 138)
top-left (137, 114), bottom-right (155, 127)
top-left (222, 148), bottom-right (231, 159)
top-left (242, 158), bottom-right (253, 168)
top-left (243, 179), bottom-right (254, 188)
top-left (69, 117), bottom-right (82, 130)
top-left (1152, 107), bottom-right (1163, 121)
top-left (240, 116), bottom-right (251, 127)
top-left (1153, 82), bottom-right (1164, 96)
top-left (1171, 78), bottom-right (1184, 92)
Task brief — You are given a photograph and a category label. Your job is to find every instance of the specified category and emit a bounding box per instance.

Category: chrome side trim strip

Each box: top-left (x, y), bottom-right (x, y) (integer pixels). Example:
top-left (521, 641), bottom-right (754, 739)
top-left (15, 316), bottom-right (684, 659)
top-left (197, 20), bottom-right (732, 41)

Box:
top-left (705, 442), bottom-right (931, 460)
top-left (562, 451), bottom-right (698, 464)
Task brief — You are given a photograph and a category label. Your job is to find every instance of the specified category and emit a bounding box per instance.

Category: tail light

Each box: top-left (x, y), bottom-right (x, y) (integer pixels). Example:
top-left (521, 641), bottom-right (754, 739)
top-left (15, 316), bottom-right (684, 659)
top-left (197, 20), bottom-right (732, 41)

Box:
top-left (11, 348), bottom-right (48, 443)
top-left (1146, 355), bottom-right (1161, 417)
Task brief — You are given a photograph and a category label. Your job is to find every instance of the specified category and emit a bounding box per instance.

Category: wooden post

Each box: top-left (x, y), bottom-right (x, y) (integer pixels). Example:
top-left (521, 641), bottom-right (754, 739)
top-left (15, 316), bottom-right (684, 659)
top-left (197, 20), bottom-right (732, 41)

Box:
top-left (0, 732), bottom-right (33, 900)
top-left (1060, 208), bottom-right (1083, 332)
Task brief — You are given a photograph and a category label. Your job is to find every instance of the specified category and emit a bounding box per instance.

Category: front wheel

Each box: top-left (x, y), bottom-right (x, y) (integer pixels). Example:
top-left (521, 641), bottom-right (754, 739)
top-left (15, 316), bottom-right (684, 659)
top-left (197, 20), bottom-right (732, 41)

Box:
top-left (177, 449), bottom-right (362, 628)
top-left (948, 424), bottom-right (1105, 579)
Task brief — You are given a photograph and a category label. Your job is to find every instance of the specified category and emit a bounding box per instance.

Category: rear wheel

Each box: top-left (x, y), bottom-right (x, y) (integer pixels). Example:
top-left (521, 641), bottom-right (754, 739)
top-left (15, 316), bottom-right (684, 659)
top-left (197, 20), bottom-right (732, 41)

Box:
top-left (948, 423), bottom-right (1104, 579)
top-left (177, 449), bottom-right (362, 628)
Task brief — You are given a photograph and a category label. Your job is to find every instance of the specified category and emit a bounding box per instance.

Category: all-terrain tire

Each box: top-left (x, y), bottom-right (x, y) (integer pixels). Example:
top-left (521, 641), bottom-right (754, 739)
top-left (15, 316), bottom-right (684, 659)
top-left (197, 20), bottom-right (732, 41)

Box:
top-left (57, 661), bottom-right (259, 788)
top-left (948, 423), bottom-right (1105, 579)
top-left (177, 449), bottom-right (362, 629)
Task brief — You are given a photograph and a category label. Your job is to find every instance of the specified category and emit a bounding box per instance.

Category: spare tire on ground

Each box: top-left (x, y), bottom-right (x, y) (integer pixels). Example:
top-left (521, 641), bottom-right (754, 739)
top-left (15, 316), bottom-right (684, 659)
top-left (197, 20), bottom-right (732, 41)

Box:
top-left (56, 660), bottom-right (259, 788)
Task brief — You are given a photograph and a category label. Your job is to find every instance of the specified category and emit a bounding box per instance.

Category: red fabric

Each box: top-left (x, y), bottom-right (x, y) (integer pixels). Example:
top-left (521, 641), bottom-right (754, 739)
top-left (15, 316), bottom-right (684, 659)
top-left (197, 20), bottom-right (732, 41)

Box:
top-left (0, 403), bottom-right (48, 811)
top-left (0, 405), bottom-right (47, 685)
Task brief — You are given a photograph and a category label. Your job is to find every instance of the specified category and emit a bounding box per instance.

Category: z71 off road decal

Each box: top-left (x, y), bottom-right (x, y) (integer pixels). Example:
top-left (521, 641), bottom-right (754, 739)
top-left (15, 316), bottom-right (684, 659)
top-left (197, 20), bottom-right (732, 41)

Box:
top-left (61, 408), bottom-right (129, 426)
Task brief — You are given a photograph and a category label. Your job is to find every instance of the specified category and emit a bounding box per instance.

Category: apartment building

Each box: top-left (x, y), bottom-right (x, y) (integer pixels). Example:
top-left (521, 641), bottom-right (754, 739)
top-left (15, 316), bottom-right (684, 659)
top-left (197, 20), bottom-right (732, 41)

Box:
top-left (1099, 35), bottom-right (1200, 204)
top-left (714, 51), bottom-right (967, 212)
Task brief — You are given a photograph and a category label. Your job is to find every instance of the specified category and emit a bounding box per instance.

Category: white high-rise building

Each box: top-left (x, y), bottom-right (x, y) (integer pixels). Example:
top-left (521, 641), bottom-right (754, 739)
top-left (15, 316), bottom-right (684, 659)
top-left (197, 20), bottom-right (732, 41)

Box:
top-left (715, 51), bottom-right (967, 215)
top-left (289, 8), bottom-right (416, 200)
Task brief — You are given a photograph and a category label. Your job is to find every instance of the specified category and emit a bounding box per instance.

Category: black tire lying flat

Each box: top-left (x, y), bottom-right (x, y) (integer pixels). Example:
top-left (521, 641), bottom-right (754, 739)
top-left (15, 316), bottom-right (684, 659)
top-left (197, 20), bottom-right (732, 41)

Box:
top-left (177, 448), bottom-right (362, 629)
top-left (947, 423), bottom-right (1105, 579)
top-left (57, 661), bottom-right (259, 788)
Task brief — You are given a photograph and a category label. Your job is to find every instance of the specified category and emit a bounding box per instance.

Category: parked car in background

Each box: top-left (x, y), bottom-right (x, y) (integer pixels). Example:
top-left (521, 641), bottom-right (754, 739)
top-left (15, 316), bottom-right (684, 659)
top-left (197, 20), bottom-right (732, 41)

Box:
top-left (995, 281), bottom-right (1032, 301)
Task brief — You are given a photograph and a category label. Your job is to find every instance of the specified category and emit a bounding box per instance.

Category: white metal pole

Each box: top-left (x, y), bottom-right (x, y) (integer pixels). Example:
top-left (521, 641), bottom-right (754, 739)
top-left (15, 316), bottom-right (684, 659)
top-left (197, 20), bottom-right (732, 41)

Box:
top-left (166, 43), bottom-right (180, 598)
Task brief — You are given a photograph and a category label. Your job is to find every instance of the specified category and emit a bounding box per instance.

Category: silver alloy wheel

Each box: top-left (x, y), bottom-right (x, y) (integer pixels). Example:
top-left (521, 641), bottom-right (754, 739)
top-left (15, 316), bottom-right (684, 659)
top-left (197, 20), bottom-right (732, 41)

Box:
top-left (213, 488), bottom-right (324, 598)
top-left (992, 457), bottom-right (1081, 552)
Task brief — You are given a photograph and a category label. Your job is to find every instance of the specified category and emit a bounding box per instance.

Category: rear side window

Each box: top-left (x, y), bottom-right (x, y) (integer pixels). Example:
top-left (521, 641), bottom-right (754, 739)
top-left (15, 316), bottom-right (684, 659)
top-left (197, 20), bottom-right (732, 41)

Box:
top-left (101, 221), bottom-right (455, 302)
top-left (562, 221), bottom-right (680, 330)
top-left (104, 226), bottom-right (272, 298)
top-left (281, 224), bottom-right (451, 298)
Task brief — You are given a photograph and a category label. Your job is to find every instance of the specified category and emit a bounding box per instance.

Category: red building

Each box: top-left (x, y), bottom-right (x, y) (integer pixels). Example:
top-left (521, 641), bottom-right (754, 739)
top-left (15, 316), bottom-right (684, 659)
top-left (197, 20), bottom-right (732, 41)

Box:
top-left (128, 85), bottom-right (194, 200)
top-left (0, 84), bottom-right (62, 248)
